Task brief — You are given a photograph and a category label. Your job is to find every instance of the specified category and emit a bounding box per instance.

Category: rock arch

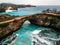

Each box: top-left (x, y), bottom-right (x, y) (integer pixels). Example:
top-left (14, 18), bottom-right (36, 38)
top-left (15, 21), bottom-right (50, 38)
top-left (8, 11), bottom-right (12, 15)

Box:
top-left (0, 13), bottom-right (60, 40)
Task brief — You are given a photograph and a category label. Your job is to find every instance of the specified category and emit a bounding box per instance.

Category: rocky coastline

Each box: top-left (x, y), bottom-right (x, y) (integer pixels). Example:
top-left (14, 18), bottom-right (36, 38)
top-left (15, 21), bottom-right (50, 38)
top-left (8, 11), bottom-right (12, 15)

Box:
top-left (0, 3), bottom-right (35, 12)
top-left (0, 14), bottom-right (27, 40)
top-left (28, 12), bottom-right (60, 31)
top-left (0, 10), bottom-right (60, 41)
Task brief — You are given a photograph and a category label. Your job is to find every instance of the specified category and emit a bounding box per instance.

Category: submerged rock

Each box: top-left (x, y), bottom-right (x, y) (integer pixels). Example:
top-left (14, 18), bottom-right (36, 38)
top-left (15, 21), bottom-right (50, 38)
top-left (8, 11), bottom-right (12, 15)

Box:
top-left (31, 29), bottom-right (60, 45)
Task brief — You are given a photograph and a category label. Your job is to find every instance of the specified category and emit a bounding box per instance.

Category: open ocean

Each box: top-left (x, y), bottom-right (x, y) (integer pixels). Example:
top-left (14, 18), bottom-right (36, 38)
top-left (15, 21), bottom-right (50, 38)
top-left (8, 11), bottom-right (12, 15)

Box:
top-left (1, 6), bottom-right (60, 45)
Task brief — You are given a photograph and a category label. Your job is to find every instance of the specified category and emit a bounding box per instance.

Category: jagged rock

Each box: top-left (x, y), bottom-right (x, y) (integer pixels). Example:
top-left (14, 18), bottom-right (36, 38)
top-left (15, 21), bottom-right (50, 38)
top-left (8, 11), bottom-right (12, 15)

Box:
top-left (0, 14), bottom-right (27, 40)
top-left (28, 12), bottom-right (60, 31)
top-left (31, 29), bottom-right (60, 45)
top-left (0, 12), bottom-right (60, 40)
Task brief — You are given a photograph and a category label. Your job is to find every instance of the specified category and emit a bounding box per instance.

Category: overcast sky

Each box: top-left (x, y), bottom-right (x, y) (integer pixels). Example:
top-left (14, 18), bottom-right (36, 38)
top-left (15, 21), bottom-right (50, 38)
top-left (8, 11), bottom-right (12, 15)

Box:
top-left (0, 0), bottom-right (60, 5)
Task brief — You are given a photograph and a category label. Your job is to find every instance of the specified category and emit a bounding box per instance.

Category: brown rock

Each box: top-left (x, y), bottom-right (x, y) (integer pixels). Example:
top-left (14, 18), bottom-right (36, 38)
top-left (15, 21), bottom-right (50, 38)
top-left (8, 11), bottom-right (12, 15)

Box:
top-left (0, 12), bottom-right (60, 40)
top-left (28, 13), bottom-right (60, 31)
top-left (0, 14), bottom-right (27, 40)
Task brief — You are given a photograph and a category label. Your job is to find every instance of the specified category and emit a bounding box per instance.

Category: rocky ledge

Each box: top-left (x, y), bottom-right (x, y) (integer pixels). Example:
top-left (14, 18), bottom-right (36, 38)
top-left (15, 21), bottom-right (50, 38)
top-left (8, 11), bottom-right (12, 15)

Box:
top-left (0, 12), bottom-right (60, 40)
top-left (0, 14), bottom-right (27, 40)
top-left (28, 12), bottom-right (60, 31)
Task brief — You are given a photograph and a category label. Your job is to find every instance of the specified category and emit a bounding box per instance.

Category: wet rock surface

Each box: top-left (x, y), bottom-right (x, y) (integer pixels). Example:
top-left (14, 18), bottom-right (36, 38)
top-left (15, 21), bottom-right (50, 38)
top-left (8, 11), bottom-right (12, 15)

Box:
top-left (31, 29), bottom-right (60, 45)
top-left (38, 30), bottom-right (60, 40)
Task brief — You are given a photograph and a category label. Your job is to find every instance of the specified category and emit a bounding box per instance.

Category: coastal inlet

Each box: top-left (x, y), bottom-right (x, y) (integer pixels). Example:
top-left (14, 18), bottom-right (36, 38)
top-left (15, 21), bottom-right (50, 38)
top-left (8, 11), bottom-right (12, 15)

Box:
top-left (0, 9), bottom-right (60, 45)
top-left (0, 12), bottom-right (60, 39)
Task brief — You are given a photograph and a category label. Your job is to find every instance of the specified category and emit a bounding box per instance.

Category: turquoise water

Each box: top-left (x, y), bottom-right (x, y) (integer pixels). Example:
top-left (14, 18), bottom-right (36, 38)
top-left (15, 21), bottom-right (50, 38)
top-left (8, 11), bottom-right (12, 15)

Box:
top-left (5, 7), bottom-right (41, 16)
top-left (11, 21), bottom-right (51, 45)
top-left (1, 6), bottom-right (60, 45)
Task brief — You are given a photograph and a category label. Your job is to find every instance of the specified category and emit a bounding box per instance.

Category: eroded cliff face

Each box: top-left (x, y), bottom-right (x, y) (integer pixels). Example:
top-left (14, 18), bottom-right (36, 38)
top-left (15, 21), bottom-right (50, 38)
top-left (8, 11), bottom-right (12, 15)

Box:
top-left (28, 13), bottom-right (60, 30)
top-left (0, 14), bottom-right (27, 40)
top-left (0, 13), bottom-right (60, 40)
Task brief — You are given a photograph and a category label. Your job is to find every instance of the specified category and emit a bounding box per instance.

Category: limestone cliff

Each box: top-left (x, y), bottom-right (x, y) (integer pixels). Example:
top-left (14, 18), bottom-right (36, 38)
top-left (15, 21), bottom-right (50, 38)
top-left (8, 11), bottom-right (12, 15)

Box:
top-left (0, 12), bottom-right (60, 40)
top-left (28, 12), bottom-right (60, 31)
top-left (0, 14), bottom-right (27, 40)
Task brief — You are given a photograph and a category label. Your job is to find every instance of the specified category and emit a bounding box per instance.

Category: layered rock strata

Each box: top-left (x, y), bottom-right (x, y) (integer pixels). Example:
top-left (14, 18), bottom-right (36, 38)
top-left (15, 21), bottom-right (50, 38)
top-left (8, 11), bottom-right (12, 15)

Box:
top-left (28, 12), bottom-right (60, 31)
top-left (0, 14), bottom-right (27, 40)
top-left (0, 12), bottom-right (60, 40)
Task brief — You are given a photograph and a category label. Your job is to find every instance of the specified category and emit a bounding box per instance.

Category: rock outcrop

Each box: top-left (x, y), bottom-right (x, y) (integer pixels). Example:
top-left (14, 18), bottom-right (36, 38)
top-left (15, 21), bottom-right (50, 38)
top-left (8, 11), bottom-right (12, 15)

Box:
top-left (0, 14), bottom-right (27, 40)
top-left (0, 3), bottom-right (35, 12)
top-left (0, 12), bottom-right (60, 40)
top-left (31, 29), bottom-right (60, 45)
top-left (28, 12), bottom-right (60, 31)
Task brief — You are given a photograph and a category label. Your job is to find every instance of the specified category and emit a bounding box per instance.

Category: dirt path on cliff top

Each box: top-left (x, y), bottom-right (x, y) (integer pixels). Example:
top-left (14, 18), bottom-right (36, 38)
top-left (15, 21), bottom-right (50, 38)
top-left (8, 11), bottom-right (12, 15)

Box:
top-left (0, 13), bottom-right (60, 25)
top-left (0, 16), bottom-right (27, 24)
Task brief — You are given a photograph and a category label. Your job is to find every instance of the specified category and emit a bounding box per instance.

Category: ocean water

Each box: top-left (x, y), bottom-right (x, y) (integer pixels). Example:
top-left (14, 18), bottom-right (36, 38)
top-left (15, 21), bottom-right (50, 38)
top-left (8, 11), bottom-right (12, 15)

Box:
top-left (1, 6), bottom-right (60, 45)
top-left (2, 5), bottom-right (60, 16)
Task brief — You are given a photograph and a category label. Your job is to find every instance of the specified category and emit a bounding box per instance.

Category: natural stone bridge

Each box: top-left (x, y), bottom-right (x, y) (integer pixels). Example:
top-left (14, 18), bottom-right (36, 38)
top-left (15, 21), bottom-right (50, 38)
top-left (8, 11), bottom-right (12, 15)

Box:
top-left (0, 12), bottom-right (60, 40)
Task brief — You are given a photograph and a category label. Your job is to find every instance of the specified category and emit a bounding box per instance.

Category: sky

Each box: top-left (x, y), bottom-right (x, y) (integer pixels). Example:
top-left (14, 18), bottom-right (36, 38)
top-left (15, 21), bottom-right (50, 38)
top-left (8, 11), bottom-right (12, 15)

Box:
top-left (0, 0), bottom-right (60, 5)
